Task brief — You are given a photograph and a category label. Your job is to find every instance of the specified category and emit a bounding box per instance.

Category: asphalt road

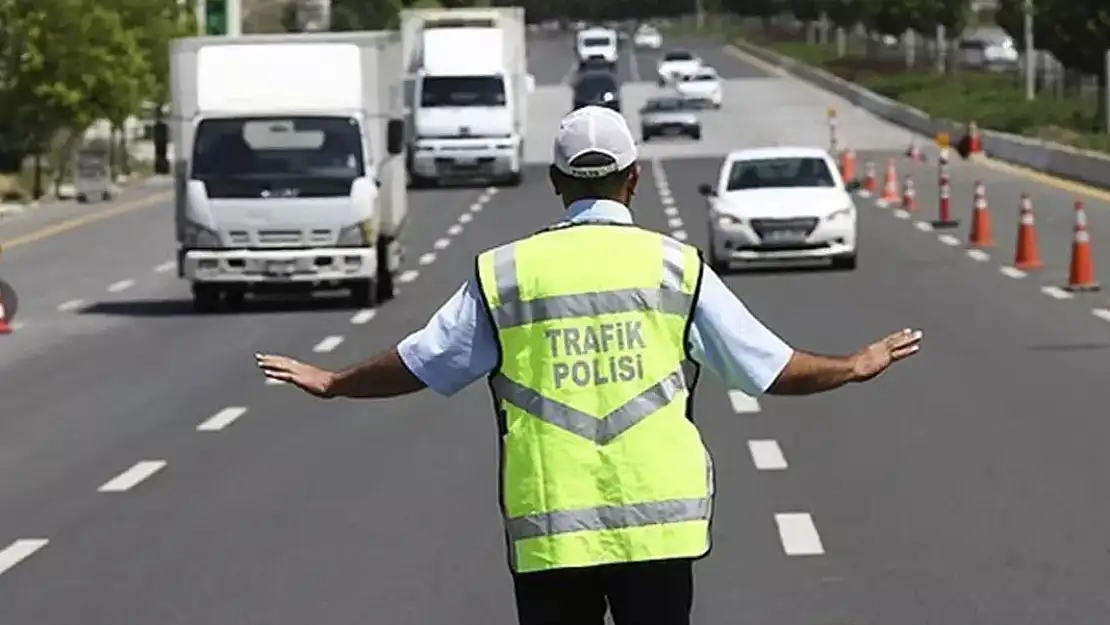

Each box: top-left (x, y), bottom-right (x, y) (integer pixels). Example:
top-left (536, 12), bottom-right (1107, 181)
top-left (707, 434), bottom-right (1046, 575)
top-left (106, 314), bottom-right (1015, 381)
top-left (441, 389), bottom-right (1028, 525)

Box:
top-left (2, 32), bottom-right (1110, 624)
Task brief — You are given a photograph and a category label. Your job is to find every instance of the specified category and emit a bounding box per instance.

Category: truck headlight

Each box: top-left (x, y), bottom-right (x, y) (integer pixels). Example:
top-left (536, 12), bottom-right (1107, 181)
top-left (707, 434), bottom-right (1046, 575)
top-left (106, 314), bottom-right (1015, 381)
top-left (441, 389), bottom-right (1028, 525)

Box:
top-left (183, 221), bottom-right (220, 249)
top-left (337, 220), bottom-right (373, 247)
top-left (827, 206), bottom-right (854, 220)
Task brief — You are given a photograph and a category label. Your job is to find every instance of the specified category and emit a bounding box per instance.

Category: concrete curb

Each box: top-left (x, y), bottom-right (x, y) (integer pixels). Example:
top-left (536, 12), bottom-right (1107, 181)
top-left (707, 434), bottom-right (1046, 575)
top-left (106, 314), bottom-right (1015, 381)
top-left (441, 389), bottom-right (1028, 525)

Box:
top-left (730, 38), bottom-right (1110, 190)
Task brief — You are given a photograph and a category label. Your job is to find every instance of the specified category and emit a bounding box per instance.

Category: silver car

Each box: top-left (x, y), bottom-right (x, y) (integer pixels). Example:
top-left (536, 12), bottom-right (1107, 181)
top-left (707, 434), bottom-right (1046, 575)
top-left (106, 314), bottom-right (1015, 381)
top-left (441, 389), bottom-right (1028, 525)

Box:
top-left (639, 96), bottom-right (701, 142)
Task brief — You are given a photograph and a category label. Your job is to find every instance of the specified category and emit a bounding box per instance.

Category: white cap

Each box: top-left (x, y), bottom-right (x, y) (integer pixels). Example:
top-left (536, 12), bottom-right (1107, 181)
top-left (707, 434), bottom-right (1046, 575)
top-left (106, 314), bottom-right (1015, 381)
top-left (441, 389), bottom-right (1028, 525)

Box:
top-left (552, 106), bottom-right (638, 179)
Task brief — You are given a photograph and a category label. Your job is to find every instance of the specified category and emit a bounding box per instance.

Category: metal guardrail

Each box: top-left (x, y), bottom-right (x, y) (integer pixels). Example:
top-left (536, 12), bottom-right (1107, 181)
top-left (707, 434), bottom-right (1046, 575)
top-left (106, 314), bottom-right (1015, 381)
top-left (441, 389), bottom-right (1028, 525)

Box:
top-left (731, 38), bottom-right (1110, 191)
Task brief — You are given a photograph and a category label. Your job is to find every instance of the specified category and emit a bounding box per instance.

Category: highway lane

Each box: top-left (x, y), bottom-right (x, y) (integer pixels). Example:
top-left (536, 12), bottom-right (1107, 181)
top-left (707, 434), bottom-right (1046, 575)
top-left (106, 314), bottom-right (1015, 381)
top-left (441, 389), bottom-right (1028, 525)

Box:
top-left (5, 31), bottom-right (1110, 625)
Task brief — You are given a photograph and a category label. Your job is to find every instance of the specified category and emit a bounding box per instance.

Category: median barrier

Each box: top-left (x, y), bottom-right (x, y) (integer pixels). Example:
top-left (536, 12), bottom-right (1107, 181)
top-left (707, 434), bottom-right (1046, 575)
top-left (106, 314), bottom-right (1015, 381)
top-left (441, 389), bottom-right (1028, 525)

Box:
top-left (729, 39), bottom-right (1110, 192)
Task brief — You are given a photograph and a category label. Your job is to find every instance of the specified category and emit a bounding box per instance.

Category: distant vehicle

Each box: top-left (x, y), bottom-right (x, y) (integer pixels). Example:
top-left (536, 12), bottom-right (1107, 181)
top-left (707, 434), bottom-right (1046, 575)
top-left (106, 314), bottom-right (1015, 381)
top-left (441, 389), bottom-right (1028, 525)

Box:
top-left (674, 66), bottom-right (722, 109)
top-left (958, 32), bottom-right (1019, 70)
top-left (697, 147), bottom-right (859, 271)
top-left (74, 147), bottom-right (114, 203)
top-left (633, 24), bottom-right (662, 49)
top-left (575, 27), bottom-right (618, 70)
top-left (656, 48), bottom-right (701, 85)
top-left (571, 70), bottom-right (621, 112)
top-left (639, 96), bottom-right (700, 142)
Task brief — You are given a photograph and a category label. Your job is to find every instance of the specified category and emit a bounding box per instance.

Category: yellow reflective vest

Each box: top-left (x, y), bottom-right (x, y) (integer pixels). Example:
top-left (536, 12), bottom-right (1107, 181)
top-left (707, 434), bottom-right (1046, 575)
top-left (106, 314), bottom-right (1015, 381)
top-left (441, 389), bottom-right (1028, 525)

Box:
top-left (475, 222), bottom-right (715, 574)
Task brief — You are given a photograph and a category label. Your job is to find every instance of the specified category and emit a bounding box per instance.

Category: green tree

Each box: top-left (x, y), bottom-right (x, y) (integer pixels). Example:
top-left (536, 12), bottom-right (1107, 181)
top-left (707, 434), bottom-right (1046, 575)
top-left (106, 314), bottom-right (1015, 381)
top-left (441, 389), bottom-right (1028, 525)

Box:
top-left (1027, 0), bottom-right (1110, 129)
top-left (823, 0), bottom-right (865, 29)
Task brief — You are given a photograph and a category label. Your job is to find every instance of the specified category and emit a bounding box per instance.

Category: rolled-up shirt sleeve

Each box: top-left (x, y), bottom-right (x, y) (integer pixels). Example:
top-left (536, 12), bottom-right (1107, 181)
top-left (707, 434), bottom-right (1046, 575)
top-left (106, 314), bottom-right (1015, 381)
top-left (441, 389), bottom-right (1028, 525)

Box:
top-left (396, 280), bottom-right (498, 397)
top-left (686, 265), bottom-right (794, 395)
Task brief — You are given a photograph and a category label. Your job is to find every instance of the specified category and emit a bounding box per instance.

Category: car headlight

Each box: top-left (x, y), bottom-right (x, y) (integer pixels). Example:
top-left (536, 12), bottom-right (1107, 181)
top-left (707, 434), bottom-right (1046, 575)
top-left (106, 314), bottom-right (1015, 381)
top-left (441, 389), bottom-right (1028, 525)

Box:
top-left (337, 220), bottom-right (374, 247)
top-left (602, 91), bottom-right (615, 102)
top-left (715, 214), bottom-right (743, 227)
top-left (183, 221), bottom-right (221, 249)
top-left (827, 206), bottom-right (854, 220)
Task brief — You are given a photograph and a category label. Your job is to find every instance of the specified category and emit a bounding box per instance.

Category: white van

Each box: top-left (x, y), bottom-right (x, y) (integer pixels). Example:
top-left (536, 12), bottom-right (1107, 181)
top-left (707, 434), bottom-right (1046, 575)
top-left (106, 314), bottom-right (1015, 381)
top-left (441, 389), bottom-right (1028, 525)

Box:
top-left (576, 27), bottom-right (617, 70)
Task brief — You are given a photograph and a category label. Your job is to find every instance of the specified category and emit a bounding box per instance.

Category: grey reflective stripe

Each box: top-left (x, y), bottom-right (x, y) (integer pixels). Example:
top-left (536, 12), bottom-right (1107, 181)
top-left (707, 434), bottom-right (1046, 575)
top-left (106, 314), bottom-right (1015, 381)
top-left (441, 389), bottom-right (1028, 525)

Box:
top-left (493, 243), bottom-right (519, 305)
top-left (491, 367), bottom-right (688, 445)
top-left (491, 288), bottom-right (691, 328)
top-left (661, 236), bottom-right (686, 292)
top-left (506, 497), bottom-right (711, 541)
top-left (487, 235), bottom-right (691, 329)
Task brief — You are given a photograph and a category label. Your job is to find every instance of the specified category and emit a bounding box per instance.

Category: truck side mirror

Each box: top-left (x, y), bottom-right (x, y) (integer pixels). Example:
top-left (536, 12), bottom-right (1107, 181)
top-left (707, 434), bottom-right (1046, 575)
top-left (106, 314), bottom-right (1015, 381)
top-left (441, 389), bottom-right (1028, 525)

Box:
top-left (387, 119), bottom-right (404, 156)
top-left (698, 183), bottom-right (714, 196)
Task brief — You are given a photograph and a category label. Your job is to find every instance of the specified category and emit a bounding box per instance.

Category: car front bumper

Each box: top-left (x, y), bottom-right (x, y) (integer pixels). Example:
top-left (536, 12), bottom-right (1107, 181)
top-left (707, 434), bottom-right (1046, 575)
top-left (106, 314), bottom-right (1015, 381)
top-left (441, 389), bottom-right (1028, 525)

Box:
top-left (710, 216), bottom-right (856, 262)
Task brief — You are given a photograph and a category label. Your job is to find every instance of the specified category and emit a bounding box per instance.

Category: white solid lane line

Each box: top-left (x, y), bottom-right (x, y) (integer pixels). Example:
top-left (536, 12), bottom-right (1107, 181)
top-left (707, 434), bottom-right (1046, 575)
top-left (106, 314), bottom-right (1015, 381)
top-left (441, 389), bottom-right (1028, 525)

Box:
top-left (0, 539), bottom-right (48, 577)
top-left (198, 406), bottom-right (248, 431)
top-left (107, 279), bottom-right (135, 293)
top-left (98, 460), bottom-right (166, 492)
top-left (57, 299), bottom-right (85, 312)
top-left (747, 439), bottom-right (787, 470)
top-left (350, 309), bottom-right (376, 325)
top-left (313, 335), bottom-right (345, 353)
top-left (727, 390), bottom-right (760, 413)
top-left (774, 512), bottom-right (825, 555)
top-left (154, 261), bottom-right (176, 273)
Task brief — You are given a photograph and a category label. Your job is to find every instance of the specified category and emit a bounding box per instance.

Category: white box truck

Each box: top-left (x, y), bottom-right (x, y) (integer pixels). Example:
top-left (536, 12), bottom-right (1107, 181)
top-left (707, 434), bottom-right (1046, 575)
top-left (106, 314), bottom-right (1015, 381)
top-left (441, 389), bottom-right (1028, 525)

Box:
top-left (169, 32), bottom-right (408, 312)
top-left (400, 7), bottom-right (533, 188)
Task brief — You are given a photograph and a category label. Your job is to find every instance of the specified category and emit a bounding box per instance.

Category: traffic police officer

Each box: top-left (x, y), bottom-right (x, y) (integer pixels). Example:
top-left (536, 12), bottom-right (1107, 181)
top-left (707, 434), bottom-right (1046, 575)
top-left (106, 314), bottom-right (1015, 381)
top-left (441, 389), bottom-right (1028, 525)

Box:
top-left (256, 106), bottom-right (923, 625)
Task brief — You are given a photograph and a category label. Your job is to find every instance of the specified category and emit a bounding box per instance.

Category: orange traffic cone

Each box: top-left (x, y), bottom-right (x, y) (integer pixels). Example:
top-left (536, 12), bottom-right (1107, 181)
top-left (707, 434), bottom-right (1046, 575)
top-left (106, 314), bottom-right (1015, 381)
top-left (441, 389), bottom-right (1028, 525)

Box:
top-left (879, 159), bottom-right (899, 204)
top-left (840, 149), bottom-right (856, 182)
top-left (901, 175), bottom-right (917, 211)
top-left (967, 121), bottom-right (983, 155)
top-left (968, 181), bottom-right (995, 247)
top-left (1012, 194), bottom-right (1043, 271)
top-left (1066, 200), bottom-right (1099, 291)
top-left (861, 160), bottom-right (877, 195)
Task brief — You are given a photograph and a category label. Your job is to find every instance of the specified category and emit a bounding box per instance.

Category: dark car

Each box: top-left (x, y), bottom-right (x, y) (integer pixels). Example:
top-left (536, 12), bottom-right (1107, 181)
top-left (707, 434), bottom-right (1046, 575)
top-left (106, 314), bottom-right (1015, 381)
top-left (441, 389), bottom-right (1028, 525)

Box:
top-left (571, 70), bottom-right (621, 112)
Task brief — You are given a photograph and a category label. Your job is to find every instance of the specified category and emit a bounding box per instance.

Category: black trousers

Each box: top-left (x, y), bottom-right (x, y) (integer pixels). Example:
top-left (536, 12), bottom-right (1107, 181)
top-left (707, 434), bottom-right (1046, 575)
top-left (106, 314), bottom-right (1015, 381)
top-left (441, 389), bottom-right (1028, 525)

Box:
top-left (512, 558), bottom-right (694, 625)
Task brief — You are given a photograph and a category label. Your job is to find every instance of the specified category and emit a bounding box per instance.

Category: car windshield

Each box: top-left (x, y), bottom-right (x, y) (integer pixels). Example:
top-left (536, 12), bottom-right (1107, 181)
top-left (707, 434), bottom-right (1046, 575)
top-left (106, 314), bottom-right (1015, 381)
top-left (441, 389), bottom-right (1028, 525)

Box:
top-left (726, 157), bottom-right (835, 190)
top-left (191, 116), bottom-right (365, 198)
top-left (664, 51), bottom-right (693, 61)
top-left (583, 36), bottom-right (612, 46)
top-left (420, 76), bottom-right (506, 107)
top-left (645, 98), bottom-right (688, 112)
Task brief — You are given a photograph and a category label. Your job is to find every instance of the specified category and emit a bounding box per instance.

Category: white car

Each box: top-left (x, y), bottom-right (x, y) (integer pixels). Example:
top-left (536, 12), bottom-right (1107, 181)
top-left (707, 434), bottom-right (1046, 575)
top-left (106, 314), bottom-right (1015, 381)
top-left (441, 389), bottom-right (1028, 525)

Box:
top-left (698, 147), bottom-right (860, 270)
top-left (674, 66), bottom-right (722, 108)
top-left (576, 27), bottom-right (618, 70)
top-left (633, 25), bottom-right (662, 49)
top-left (657, 49), bottom-right (701, 86)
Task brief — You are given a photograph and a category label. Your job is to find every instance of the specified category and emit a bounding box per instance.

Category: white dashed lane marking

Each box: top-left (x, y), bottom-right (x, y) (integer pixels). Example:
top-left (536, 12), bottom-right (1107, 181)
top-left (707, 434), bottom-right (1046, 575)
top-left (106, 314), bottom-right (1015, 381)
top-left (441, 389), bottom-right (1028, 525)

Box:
top-left (914, 221), bottom-right (933, 231)
top-left (459, 212), bottom-right (472, 224)
top-left (1093, 308), bottom-right (1110, 322)
top-left (447, 224), bottom-right (463, 236)
top-left (748, 439), bottom-right (787, 470)
top-left (434, 238), bottom-right (450, 250)
top-left (198, 406), bottom-right (247, 431)
top-left (418, 253), bottom-right (436, 266)
top-left (107, 279), bottom-right (134, 293)
top-left (1041, 285), bottom-right (1073, 300)
top-left (664, 206), bottom-right (678, 217)
top-left (966, 249), bottom-right (990, 262)
top-left (999, 266), bottom-right (1026, 279)
top-left (350, 309), bottom-right (376, 325)
top-left (98, 460), bottom-right (166, 492)
top-left (154, 261), bottom-right (176, 273)
top-left (470, 202), bottom-right (483, 213)
top-left (667, 218), bottom-right (683, 229)
top-left (0, 539), bottom-right (48, 577)
top-left (775, 513), bottom-right (825, 556)
top-left (399, 270), bottom-right (419, 283)
top-left (57, 299), bottom-right (85, 312)
top-left (313, 335), bottom-right (345, 353)
top-left (672, 230), bottom-right (688, 241)
top-left (938, 234), bottom-right (960, 246)
top-left (727, 390), bottom-right (760, 413)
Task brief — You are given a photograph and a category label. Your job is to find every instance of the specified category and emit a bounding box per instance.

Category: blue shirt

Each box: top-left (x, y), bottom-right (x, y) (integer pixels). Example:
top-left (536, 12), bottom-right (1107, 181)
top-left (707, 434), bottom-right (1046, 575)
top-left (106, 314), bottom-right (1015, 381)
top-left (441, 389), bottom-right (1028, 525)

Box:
top-left (397, 199), bottom-right (795, 397)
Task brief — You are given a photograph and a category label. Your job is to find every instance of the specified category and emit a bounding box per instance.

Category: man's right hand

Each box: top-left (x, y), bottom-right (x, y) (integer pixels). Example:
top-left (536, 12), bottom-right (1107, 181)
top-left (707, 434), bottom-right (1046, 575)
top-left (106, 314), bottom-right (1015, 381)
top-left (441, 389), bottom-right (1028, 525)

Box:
top-left (850, 328), bottom-right (923, 382)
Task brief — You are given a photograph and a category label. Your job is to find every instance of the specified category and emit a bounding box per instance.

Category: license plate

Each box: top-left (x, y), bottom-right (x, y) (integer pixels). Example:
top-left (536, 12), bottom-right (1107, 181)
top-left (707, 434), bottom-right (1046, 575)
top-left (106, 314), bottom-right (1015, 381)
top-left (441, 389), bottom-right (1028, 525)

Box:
top-left (455, 157), bottom-right (478, 166)
top-left (265, 261), bottom-right (294, 276)
top-left (764, 229), bottom-right (806, 243)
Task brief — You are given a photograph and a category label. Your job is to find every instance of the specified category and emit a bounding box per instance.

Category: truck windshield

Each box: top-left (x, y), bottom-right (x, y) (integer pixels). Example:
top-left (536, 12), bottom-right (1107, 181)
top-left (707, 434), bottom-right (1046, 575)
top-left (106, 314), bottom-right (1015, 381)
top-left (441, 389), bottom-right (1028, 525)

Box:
top-left (191, 116), bottom-right (364, 198)
top-left (583, 37), bottom-right (612, 46)
top-left (420, 76), bottom-right (506, 107)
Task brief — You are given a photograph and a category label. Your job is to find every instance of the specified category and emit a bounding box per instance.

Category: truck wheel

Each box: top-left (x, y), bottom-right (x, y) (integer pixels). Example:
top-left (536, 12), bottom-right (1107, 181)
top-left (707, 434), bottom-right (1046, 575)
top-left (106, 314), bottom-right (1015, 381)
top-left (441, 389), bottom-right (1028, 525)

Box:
top-left (192, 284), bottom-right (220, 313)
top-left (349, 279), bottom-right (375, 308)
top-left (375, 242), bottom-right (396, 304)
top-left (224, 289), bottom-right (245, 310)
top-left (503, 171), bottom-right (523, 187)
